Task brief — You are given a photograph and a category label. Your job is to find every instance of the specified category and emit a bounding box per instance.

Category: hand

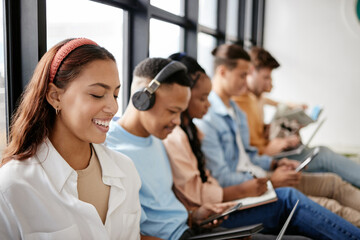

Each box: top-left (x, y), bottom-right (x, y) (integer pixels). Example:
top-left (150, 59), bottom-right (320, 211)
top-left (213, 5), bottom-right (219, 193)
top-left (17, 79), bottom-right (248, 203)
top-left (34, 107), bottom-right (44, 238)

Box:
top-left (277, 158), bottom-right (300, 170)
top-left (236, 178), bottom-right (268, 197)
top-left (285, 135), bottom-right (301, 148)
top-left (264, 138), bottom-right (289, 155)
top-left (287, 102), bottom-right (308, 110)
top-left (192, 202), bottom-right (236, 228)
top-left (270, 165), bottom-right (301, 188)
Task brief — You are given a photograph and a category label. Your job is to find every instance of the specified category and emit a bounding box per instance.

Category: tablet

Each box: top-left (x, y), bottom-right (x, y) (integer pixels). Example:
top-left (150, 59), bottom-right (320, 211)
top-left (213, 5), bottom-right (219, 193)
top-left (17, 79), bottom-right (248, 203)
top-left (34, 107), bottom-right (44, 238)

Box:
top-left (188, 223), bottom-right (263, 240)
top-left (295, 147), bottom-right (320, 172)
top-left (199, 202), bottom-right (242, 226)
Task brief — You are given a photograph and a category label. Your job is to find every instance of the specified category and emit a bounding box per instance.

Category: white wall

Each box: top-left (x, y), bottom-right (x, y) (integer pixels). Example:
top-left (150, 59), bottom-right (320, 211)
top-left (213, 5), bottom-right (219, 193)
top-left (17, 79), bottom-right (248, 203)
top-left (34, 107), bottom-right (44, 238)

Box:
top-left (263, 0), bottom-right (360, 153)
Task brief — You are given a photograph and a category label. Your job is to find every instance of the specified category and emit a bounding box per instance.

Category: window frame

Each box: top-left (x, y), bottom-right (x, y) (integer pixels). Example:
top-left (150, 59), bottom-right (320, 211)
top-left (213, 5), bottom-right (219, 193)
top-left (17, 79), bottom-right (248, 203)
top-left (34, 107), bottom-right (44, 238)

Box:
top-left (2, 0), bottom-right (265, 143)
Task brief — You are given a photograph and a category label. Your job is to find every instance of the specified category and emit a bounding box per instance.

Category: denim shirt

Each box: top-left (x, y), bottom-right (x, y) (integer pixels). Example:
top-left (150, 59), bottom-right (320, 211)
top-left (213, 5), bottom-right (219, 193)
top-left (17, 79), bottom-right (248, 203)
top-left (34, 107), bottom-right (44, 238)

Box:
top-left (194, 91), bottom-right (272, 187)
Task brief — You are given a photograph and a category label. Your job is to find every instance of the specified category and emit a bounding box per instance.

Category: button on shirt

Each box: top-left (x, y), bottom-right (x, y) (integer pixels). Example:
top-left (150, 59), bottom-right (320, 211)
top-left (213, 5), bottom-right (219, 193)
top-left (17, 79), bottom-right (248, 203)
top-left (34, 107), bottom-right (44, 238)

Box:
top-left (0, 138), bottom-right (141, 240)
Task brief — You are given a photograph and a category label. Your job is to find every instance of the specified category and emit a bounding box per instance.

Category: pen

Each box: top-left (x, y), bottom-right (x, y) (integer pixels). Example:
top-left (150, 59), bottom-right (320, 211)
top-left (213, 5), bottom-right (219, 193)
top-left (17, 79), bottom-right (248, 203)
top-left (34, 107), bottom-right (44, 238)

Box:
top-left (248, 171), bottom-right (257, 179)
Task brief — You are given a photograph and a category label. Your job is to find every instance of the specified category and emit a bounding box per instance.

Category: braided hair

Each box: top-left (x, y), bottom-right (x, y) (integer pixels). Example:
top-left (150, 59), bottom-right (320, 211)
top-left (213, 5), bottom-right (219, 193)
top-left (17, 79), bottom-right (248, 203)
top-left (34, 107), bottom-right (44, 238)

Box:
top-left (169, 52), bottom-right (208, 183)
top-left (180, 112), bottom-right (208, 183)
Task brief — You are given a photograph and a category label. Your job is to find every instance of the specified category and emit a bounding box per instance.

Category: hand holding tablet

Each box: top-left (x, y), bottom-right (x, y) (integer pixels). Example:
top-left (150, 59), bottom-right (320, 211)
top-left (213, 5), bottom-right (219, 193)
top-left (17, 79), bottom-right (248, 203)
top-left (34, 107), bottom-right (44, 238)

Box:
top-left (199, 202), bottom-right (242, 226)
top-left (295, 147), bottom-right (320, 172)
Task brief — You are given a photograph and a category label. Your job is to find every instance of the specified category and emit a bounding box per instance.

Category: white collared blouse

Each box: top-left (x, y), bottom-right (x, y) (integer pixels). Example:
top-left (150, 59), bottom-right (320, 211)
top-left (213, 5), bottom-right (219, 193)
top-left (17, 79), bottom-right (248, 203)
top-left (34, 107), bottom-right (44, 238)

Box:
top-left (0, 138), bottom-right (141, 240)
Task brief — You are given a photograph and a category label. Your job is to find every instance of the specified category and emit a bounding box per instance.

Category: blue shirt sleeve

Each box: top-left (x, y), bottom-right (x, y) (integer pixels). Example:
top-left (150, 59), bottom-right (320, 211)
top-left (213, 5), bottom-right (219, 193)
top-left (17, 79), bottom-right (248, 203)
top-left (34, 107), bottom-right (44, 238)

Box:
top-left (247, 146), bottom-right (273, 171)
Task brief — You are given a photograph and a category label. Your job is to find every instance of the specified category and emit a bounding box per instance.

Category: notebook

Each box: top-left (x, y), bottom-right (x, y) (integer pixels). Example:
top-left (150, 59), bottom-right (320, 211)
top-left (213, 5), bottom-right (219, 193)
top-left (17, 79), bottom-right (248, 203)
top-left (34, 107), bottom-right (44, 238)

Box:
top-left (273, 105), bottom-right (323, 126)
top-left (274, 118), bottom-right (326, 158)
top-left (233, 180), bottom-right (278, 210)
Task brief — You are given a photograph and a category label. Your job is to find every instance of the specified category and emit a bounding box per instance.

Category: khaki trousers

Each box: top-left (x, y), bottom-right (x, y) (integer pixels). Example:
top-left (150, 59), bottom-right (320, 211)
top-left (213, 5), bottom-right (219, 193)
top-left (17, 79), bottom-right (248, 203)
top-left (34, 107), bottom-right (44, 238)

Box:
top-left (295, 172), bottom-right (360, 227)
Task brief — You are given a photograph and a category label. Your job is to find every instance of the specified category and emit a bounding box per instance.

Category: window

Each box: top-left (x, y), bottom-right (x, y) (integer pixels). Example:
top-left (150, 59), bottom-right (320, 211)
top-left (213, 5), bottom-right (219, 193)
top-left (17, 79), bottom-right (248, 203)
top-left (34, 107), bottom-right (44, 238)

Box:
top-left (150, 0), bottom-right (184, 16)
top-left (149, 18), bottom-right (184, 58)
top-left (197, 33), bottom-right (216, 78)
top-left (46, 0), bottom-right (125, 115)
top-left (5, 0), bottom-right (261, 125)
top-left (0, 0), bottom-right (6, 156)
top-left (198, 0), bottom-right (217, 29)
top-left (226, 0), bottom-right (239, 39)
top-left (244, 0), bottom-right (254, 49)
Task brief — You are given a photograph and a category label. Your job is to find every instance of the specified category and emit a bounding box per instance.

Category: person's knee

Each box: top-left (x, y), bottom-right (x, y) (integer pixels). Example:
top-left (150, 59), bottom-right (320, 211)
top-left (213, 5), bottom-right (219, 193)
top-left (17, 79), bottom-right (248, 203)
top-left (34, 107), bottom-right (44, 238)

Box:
top-left (310, 146), bottom-right (333, 167)
top-left (321, 172), bottom-right (341, 183)
top-left (318, 146), bottom-right (332, 154)
top-left (314, 198), bottom-right (342, 213)
top-left (317, 146), bottom-right (329, 151)
top-left (276, 187), bottom-right (304, 204)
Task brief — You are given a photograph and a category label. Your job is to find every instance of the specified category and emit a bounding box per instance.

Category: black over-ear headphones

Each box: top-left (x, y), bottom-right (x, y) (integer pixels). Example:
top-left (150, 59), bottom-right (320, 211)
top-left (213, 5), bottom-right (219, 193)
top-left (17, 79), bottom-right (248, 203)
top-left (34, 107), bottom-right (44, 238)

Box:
top-left (132, 61), bottom-right (187, 111)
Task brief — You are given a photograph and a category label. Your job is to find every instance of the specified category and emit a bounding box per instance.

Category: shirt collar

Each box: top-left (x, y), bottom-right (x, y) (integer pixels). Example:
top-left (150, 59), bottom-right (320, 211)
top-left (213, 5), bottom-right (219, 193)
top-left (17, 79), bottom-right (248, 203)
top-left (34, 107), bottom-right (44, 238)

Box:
top-left (37, 138), bottom-right (126, 193)
top-left (109, 120), bottom-right (152, 147)
top-left (36, 138), bottom-right (74, 193)
top-left (93, 144), bottom-right (126, 179)
top-left (209, 91), bottom-right (239, 117)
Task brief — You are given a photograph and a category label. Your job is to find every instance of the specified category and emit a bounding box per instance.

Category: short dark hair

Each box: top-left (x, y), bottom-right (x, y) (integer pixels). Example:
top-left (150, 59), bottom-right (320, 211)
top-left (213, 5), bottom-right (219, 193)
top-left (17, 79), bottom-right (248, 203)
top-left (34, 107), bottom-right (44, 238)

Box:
top-left (133, 57), bottom-right (192, 87)
top-left (211, 44), bottom-right (251, 70)
top-left (249, 47), bottom-right (280, 70)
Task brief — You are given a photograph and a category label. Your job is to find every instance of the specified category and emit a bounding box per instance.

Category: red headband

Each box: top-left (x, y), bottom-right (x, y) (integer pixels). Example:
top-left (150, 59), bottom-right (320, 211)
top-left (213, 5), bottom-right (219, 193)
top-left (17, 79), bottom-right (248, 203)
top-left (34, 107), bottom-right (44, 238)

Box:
top-left (49, 38), bottom-right (98, 83)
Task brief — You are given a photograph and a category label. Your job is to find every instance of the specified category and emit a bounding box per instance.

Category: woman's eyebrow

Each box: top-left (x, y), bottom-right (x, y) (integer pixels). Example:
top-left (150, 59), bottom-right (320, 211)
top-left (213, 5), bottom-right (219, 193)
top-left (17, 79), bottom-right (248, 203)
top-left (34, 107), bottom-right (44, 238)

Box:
top-left (89, 83), bottom-right (121, 90)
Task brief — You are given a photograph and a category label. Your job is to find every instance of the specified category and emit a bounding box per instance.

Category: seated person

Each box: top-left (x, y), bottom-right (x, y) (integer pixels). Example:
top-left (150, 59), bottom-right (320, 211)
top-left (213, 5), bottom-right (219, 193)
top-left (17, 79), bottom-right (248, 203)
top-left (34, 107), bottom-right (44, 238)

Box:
top-left (0, 38), bottom-right (141, 239)
top-left (193, 44), bottom-right (360, 238)
top-left (165, 53), bottom-right (360, 228)
top-left (233, 47), bottom-right (360, 188)
top-left (106, 57), bottom-right (240, 240)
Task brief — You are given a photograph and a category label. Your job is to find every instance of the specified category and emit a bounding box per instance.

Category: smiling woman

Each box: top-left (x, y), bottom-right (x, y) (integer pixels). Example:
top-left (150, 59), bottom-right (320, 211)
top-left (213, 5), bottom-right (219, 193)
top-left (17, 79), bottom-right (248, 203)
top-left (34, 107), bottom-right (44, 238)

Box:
top-left (47, 59), bottom-right (120, 162)
top-left (46, 0), bottom-right (124, 115)
top-left (0, 38), bottom-right (141, 239)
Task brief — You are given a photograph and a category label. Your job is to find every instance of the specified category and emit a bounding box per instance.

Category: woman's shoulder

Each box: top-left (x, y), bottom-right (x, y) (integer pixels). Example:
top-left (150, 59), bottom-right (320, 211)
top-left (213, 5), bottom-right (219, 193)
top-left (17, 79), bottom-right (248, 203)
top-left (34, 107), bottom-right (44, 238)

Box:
top-left (0, 157), bottom-right (41, 192)
top-left (94, 144), bottom-right (139, 176)
top-left (164, 126), bottom-right (187, 143)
